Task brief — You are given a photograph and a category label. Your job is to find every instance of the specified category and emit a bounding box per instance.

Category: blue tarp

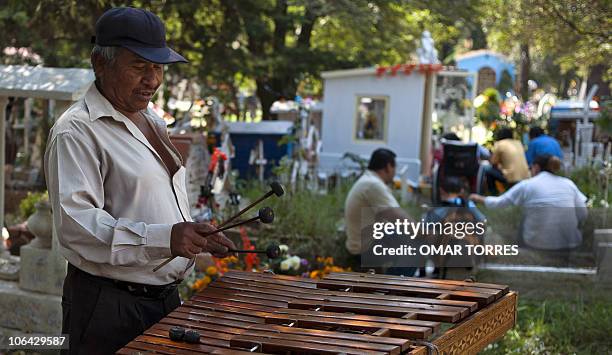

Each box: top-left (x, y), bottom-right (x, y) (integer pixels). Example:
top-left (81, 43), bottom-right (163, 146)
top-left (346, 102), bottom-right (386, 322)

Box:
top-left (213, 121), bottom-right (293, 179)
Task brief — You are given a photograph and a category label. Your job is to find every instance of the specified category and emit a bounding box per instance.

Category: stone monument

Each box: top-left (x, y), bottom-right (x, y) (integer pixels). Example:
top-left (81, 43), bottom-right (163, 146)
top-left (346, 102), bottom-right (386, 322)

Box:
top-left (0, 231), bottom-right (20, 281)
top-left (0, 215), bottom-right (65, 337)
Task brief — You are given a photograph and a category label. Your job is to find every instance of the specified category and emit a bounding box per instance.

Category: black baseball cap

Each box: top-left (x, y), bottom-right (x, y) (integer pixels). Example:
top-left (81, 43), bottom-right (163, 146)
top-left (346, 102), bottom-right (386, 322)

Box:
top-left (92, 7), bottom-right (187, 64)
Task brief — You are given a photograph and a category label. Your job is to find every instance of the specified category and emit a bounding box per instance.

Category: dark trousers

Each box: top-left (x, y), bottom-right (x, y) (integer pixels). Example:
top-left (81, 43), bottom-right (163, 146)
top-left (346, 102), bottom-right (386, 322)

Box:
top-left (484, 166), bottom-right (508, 194)
top-left (61, 264), bottom-right (181, 355)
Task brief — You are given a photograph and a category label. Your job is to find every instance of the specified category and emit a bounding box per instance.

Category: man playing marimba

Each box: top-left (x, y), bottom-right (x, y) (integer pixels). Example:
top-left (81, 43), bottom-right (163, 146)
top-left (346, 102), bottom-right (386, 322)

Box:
top-left (44, 7), bottom-right (235, 354)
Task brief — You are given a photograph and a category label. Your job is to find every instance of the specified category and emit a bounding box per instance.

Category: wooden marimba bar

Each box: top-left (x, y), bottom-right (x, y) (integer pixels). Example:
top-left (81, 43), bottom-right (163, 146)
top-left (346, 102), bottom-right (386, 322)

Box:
top-left (118, 271), bottom-right (517, 354)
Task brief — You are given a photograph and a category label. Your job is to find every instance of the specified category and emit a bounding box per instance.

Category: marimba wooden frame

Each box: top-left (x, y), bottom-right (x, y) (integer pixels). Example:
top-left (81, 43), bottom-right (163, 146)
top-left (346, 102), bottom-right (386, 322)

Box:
top-left (118, 271), bottom-right (518, 355)
top-left (412, 292), bottom-right (517, 354)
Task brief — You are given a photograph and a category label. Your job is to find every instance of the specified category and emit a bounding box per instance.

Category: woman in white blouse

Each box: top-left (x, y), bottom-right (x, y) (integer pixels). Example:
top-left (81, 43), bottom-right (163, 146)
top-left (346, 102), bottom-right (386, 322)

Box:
top-left (470, 155), bottom-right (587, 250)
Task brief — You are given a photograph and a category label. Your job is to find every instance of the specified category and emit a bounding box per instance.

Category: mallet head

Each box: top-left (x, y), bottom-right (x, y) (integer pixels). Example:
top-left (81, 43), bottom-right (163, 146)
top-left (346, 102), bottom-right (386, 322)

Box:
top-left (258, 207), bottom-right (275, 224)
top-left (269, 181), bottom-right (285, 197)
top-left (184, 329), bottom-right (201, 344)
top-left (169, 326), bottom-right (185, 341)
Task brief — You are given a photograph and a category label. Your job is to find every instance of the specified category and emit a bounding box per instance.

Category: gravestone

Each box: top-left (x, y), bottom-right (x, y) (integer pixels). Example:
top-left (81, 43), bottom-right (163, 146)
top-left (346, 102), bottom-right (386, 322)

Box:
top-left (595, 229), bottom-right (612, 282)
top-left (18, 235), bottom-right (66, 296)
top-left (0, 234), bottom-right (20, 281)
top-left (0, 196), bottom-right (65, 338)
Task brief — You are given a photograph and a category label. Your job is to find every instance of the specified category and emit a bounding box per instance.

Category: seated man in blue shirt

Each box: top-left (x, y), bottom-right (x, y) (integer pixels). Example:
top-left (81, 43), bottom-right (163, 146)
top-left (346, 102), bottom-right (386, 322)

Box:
top-left (525, 126), bottom-right (563, 166)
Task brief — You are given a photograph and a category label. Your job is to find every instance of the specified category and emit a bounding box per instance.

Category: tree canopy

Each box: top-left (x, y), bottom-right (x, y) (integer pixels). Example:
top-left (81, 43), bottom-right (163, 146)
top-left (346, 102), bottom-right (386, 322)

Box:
top-left (1, 0), bottom-right (609, 117)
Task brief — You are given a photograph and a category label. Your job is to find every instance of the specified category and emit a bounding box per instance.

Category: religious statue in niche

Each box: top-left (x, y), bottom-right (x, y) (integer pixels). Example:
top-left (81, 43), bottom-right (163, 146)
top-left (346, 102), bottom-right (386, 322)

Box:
top-left (355, 96), bottom-right (387, 141)
top-left (417, 31), bottom-right (440, 65)
top-left (363, 112), bottom-right (379, 139)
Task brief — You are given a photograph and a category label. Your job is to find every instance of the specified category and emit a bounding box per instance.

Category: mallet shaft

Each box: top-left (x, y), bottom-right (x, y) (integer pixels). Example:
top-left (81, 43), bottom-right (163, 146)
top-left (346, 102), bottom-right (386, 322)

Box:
top-left (153, 216), bottom-right (263, 272)
top-left (219, 191), bottom-right (272, 228)
top-left (198, 216), bottom-right (260, 238)
top-left (154, 184), bottom-right (282, 272)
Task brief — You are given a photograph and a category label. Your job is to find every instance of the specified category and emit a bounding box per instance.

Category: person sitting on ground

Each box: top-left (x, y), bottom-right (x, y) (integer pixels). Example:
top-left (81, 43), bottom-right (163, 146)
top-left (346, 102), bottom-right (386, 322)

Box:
top-left (470, 154), bottom-right (587, 250)
top-left (421, 177), bottom-right (486, 278)
top-left (485, 128), bottom-right (530, 194)
top-left (525, 126), bottom-right (563, 166)
top-left (427, 176), bottom-right (486, 221)
top-left (344, 148), bottom-right (413, 274)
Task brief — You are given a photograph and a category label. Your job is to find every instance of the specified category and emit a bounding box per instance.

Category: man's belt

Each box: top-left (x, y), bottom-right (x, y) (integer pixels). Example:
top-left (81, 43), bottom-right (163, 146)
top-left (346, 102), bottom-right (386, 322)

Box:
top-left (68, 263), bottom-right (181, 299)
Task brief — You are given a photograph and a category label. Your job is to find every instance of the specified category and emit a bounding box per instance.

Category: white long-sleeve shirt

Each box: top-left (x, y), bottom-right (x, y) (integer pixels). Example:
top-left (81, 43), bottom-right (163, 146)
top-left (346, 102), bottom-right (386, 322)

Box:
top-left (44, 85), bottom-right (194, 285)
top-left (345, 170), bottom-right (400, 254)
top-left (484, 171), bottom-right (587, 250)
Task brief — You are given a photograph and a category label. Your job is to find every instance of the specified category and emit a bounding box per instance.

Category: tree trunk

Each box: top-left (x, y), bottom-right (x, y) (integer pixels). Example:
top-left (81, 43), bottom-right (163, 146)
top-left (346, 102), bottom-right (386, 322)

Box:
top-left (229, 84), bottom-right (241, 121)
top-left (559, 70), bottom-right (573, 98)
top-left (273, 0), bottom-right (289, 52)
top-left (257, 76), bottom-right (299, 120)
top-left (588, 63), bottom-right (611, 99)
top-left (257, 79), bottom-right (278, 121)
top-left (519, 42), bottom-right (530, 100)
top-left (470, 26), bottom-right (487, 50)
top-left (439, 42), bottom-right (453, 64)
top-left (249, 0), bottom-right (317, 120)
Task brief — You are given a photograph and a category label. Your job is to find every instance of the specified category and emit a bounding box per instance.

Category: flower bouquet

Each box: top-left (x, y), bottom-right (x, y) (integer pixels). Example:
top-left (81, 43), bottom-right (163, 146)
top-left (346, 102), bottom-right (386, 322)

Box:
top-left (266, 244), bottom-right (308, 276)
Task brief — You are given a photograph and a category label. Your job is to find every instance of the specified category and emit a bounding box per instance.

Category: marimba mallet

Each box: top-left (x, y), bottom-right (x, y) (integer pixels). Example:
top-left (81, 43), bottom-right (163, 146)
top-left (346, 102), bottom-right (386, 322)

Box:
top-left (230, 242), bottom-right (281, 259)
top-left (184, 329), bottom-right (201, 344)
top-left (168, 326), bottom-right (200, 344)
top-left (194, 207), bottom-right (274, 238)
top-left (152, 182), bottom-right (283, 273)
top-left (153, 207), bottom-right (275, 272)
top-left (218, 182), bottom-right (284, 228)
top-left (168, 326), bottom-right (185, 341)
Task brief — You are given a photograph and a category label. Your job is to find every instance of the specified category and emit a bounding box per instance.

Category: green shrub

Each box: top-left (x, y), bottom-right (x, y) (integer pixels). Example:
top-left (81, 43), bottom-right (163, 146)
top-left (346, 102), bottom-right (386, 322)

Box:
top-left (483, 298), bottom-right (612, 354)
top-left (238, 182), bottom-right (351, 263)
top-left (18, 191), bottom-right (48, 220)
top-left (595, 100), bottom-right (612, 135)
top-left (476, 88), bottom-right (502, 128)
top-left (567, 165), bottom-right (611, 208)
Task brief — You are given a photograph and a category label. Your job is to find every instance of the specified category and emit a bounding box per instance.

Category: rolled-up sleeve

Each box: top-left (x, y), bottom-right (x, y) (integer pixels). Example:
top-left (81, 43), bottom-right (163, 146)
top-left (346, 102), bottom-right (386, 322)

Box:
top-left (45, 131), bottom-right (173, 266)
top-left (484, 182), bottom-right (525, 209)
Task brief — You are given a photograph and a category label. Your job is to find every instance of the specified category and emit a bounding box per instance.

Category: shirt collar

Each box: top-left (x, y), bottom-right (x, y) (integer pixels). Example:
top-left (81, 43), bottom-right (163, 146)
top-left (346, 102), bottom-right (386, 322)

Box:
top-left (538, 171), bottom-right (554, 177)
top-left (84, 84), bottom-right (119, 122)
top-left (84, 84), bottom-right (167, 127)
top-left (365, 169), bottom-right (387, 185)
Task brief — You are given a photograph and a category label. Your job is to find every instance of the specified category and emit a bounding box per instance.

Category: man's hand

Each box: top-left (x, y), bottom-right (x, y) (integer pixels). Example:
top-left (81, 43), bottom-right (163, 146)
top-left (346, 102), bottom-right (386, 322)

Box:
top-left (469, 193), bottom-right (486, 204)
top-left (170, 222), bottom-right (236, 259)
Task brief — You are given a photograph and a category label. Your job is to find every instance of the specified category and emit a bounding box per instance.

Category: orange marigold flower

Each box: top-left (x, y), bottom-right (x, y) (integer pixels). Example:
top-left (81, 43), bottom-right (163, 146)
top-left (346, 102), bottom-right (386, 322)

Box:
top-left (393, 180), bottom-right (402, 189)
top-left (206, 266), bottom-right (218, 276)
top-left (192, 279), bottom-right (205, 291)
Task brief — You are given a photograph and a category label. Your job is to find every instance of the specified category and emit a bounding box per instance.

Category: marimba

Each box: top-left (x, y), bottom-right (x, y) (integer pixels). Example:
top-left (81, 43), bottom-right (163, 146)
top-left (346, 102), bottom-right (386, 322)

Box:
top-left (118, 271), bottom-right (517, 354)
